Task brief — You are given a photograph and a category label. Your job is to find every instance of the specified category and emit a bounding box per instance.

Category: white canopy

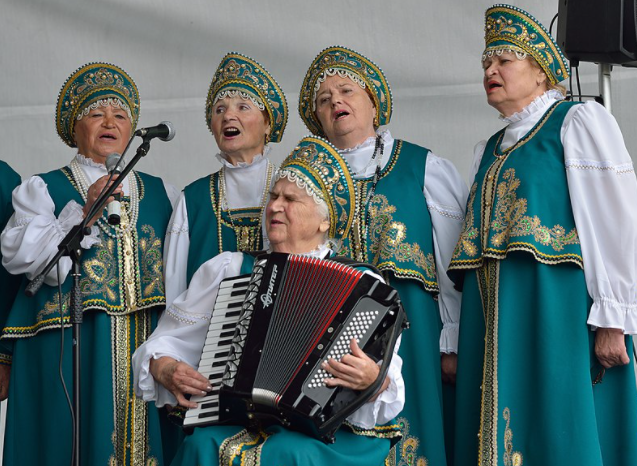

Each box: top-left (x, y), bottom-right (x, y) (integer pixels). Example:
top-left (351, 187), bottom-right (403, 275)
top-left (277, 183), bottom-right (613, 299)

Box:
top-left (2, 0), bottom-right (636, 188)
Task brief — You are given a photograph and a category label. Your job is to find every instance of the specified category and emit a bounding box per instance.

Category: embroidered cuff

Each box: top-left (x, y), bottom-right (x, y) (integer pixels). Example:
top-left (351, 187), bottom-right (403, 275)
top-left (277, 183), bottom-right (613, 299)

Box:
top-left (427, 202), bottom-right (464, 221)
top-left (565, 158), bottom-right (635, 175)
top-left (167, 223), bottom-right (189, 236)
top-left (587, 297), bottom-right (637, 334)
top-left (440, 322), bottom-right (459, 354)
top-left (166, 303), bottom-right (210, 326)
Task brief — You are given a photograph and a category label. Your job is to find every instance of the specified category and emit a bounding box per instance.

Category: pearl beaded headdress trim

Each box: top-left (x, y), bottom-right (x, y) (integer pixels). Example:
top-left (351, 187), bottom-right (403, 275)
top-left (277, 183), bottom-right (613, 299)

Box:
top-left (276, 135), bottom-right (356, 242)
top-left (299, 45), bottom-right (392, 137)
top-left (56, 62), bottom-right (140, 148)
top-left (483, 4), bottom-right (569, 84)
top-left (205, 52), bottom-right (288, 143)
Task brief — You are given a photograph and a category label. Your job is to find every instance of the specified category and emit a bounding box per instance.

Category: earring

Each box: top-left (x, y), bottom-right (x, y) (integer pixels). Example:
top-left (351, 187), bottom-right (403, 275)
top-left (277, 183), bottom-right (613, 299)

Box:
top-left (264, 133), bottom-right (270, 145)
top-left (373, 116), bottom-right (379, 127)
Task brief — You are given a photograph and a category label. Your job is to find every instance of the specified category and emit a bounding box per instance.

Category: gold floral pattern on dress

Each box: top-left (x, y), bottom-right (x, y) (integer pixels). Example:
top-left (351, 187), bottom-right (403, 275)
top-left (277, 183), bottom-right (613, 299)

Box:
top-left (36, 291), bottom-right (71, 323)
top-left (392, 417), bottom-right (429, 466)
top-left (219, 428), bottom-right (269, 466)
top-left (80, 236), bottom-right (119, 301)
top-left (503, 408), bottom-right (523, 466)
top-left (367, 195), bottom-right (436, 281)
top-left (139, 225), bottom-right (164, 296)
top-left (490, 169), bottom-right (579, 251)
top-left (453, 183), bottom-right (480, 259)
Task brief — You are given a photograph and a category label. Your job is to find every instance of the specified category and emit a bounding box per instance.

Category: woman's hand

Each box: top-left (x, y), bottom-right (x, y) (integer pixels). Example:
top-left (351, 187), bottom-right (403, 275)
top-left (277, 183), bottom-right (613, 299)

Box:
top-left (322, 339), bottom-right (388, 397)
top-left (595, 327), bottom-right (630, 368)
top-left (149, 356), bottom-right (212, 409)
top-left (83, 175), bottom-right (123, 226)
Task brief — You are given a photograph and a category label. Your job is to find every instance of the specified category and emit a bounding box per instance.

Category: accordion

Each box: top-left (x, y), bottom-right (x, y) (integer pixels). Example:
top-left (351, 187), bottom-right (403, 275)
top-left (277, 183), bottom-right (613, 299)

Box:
top-left (183, 252), bottom-right (407, 443)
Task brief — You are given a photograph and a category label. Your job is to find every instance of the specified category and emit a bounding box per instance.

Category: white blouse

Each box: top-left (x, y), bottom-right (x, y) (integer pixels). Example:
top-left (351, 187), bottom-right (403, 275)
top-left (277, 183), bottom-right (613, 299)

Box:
top-left (1, 153), bottom-right (179, 286)
top-left (132, 245), bottom-right (405, 430)
top-left (470, 90), bottom-right (637, 334)
top-left (341, 130), bottom-right (468, 354)
top-left (163, 150), bottom-right (273, 308)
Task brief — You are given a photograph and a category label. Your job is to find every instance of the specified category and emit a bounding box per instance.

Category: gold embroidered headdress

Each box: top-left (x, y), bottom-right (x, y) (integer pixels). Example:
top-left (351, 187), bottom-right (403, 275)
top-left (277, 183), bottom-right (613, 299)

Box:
top-left (205, 53), bottom-right (288, 143)
top-left (298, 46), bottom-right (392, 137)
top-left (56, 62), bottom-right (140, 148)
top-left (484, 4), bottom-right (569, 84)
top-left (276, 136), bottom-right (356, 242)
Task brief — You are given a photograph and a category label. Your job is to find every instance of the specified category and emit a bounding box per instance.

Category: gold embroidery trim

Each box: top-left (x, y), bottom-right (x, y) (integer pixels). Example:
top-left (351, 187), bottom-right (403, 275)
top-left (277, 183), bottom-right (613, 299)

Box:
top-left (343, 420), bottom-right (402, 440)
top-left (210, 172), bottom-right (264, 253)
top-left (392, 416), bottom-right (429, 466)
top-left (452, 183), bottom-right (479, 260)
top-left (477, 260), bottom-right (500, 466)
top-left (110, 311), bottom-right (156, 465)
top-left (353, 191), bottom-right (438, 291)
top-left (493, 102), bottom-right (563, 158)
top-left (503, 408), bottom-right (524, 466)
top-left (219, 428), bottom-right (269, 466)
top-left (490, 168), bottom-right (579, 251)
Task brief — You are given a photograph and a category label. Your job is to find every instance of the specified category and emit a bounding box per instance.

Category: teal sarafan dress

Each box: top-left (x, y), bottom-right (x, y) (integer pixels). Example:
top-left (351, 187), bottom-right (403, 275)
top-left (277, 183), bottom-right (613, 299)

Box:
top-left (1, 164), bottom-right (173, 466)
top-left (341, 138), bottom-right (455, 466)
top-left (0, 160), bottom-right (21, 367)
top-left (449, 99), bottom-right (637, 466)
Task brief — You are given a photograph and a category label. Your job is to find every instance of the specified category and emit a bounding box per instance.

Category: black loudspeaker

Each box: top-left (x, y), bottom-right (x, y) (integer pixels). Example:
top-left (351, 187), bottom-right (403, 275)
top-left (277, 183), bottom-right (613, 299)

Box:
top-left (557, 0), bottom-right (637, 66)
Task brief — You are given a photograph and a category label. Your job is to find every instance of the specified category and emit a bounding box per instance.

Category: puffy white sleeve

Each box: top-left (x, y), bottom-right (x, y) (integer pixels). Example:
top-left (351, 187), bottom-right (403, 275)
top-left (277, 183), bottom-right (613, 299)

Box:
top-left (132, 251), bottom-right (244, 407)
top-left (163, 192), bottom-right (190, 307)
top-left (562, 101), bottom-right (637, 333)
top-left (0, 175), bottom-right (100, 286)
top-left (346, 269), bottom-right (404, 428)
top-left (423, 153), bottom-right (469, 353)
top-left (469, 141), bottom-right (488, 186)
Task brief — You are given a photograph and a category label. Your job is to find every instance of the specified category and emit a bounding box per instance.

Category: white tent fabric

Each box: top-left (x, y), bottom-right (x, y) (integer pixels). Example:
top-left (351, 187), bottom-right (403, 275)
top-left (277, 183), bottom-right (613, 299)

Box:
top-left (1, 0), bottom-right (637, 458)
top-left (2, 0), bottom-right (636, 188)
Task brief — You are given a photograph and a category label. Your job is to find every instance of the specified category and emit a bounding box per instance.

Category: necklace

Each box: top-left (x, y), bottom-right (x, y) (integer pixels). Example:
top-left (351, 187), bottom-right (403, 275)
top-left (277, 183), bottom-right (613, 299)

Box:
top-left (361, 135), bottom-right (384, 241)
top-left (217, 160), bottom-right (273, 252)
top-left (350, 135), bottom-right (383, 177)
top-left (69, 158), bottom-right (139, 239)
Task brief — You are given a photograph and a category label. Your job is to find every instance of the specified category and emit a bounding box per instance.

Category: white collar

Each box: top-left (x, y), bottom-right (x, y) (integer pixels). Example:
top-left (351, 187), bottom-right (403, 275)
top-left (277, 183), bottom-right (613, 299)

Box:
top-left (74, 153), bottom-right (107, 170)
top-left (500, 90), bottom-right (565, 124)
top-left (215, 145), bottom-right (271, 169)
top-left (339, 129), bottom-right (392, 153)
top-left (269, 242), bottom-right (333, 259)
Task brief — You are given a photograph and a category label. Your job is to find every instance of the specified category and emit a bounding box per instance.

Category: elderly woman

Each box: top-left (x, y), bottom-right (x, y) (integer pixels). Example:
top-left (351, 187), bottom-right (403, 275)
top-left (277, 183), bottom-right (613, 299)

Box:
top-left (298, 46), bottom-right (467, 465)
top-left (0, 63), bottom-right (178, 465)
top-left (448, 5), bottom-right (637, 465)
top-left (164, 52), bottom-right (287, 307)
top-left (133, 136), bottom-right (404, 465)
top-left (0, 160), bottom-right (20, 400)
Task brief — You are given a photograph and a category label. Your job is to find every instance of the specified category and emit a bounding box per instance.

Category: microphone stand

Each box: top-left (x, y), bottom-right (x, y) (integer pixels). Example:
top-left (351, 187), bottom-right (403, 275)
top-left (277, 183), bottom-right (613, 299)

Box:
top-left (24, 137), bottom-right (152, 466)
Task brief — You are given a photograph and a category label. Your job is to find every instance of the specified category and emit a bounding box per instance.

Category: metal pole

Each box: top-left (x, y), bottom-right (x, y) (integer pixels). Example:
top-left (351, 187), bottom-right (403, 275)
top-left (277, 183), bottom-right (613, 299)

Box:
top-left (598, 63), bottom-right (613, 113)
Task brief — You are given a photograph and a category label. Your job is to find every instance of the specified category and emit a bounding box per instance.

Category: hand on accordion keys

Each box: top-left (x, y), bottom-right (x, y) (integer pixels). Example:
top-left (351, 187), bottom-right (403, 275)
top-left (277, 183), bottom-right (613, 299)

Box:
top-left (321, 338), bottom-right (390, 399)
top-left (149, 356), bottom-right (213, 409)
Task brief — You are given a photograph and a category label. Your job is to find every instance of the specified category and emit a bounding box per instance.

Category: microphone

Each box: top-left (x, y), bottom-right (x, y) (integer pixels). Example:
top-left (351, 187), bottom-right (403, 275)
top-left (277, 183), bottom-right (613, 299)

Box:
top-left (134, 121), bottom-right (175, 142)
top-left (105, 153), bottom-right (124, 225)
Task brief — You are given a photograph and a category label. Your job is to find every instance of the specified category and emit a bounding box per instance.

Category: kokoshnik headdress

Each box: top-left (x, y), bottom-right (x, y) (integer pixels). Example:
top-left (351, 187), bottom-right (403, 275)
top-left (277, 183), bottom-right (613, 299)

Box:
top-left (484, 4), bottom-right (570, 84)
top-left (298, 46), bottom-right (392, 137)
top-left (276, 135), bottom-right (356, 242)
top-left (56, 62), bottom-right (140, 147)
top-left (206, 52), bottom-right (288, 143)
